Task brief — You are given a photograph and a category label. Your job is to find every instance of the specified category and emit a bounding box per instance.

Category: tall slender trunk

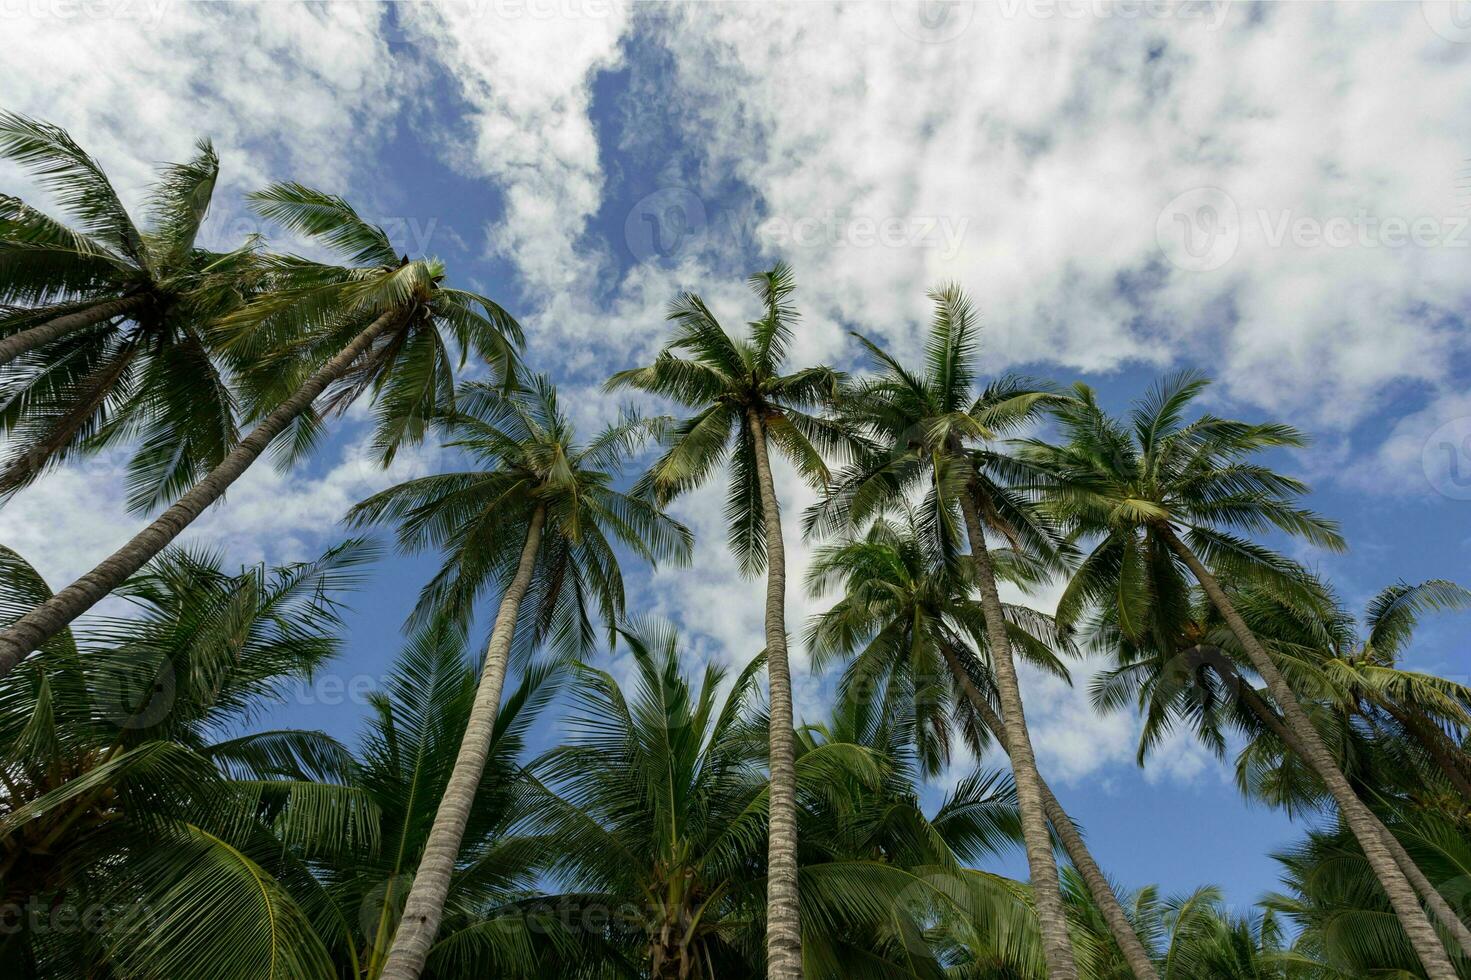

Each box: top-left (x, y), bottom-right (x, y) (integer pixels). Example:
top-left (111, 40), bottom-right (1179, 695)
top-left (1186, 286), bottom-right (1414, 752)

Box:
top-left (0, 309), bottom-right (402, 676)
top-left (937, 644), bottom-right (1159, 980)
top-left (747, 410), bottom-right (803, 980)
top-left (1161, 526), bottom-right (1460, 979)
top-left (378, 504), bottom-right (546, 980)
top-left (0, 294), bottom-right (146, 367)
top-left (958, 485), bottom-right (1078, 979)
top-left (1228, 674), bottom-right (1471, 960)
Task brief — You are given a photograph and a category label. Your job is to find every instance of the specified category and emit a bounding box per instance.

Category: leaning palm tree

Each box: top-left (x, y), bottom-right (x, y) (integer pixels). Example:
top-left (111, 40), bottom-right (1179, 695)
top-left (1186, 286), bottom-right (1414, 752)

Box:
top-left (0, 540), bottom-right (377, 978)
top-left (1086, 556), bottom-right (1471, 966)
top-left (0, 183), bottom-right (523, 675)
top-left (348, 376), bottom-right (692, 980)
top-left (311, 624), bottom-right (569, 978)
top-left (806, 287), bottom-right (1088, 980)
top-left (606, 263), bottom-right (847, 980)
top-left (0, 111), bottom-right (234, 365)
top-left (1021, 372), bottom-right (1462, 979)
top-left (0, 114), bottom-right (256, 507)
top-left (805, 510), bottom-right (1160, 979)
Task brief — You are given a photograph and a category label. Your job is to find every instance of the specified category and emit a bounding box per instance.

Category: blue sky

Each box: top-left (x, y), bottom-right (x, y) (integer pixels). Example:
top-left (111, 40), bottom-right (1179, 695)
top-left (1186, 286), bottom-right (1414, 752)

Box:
top-left (4, 0), bottom-right (1471, 912)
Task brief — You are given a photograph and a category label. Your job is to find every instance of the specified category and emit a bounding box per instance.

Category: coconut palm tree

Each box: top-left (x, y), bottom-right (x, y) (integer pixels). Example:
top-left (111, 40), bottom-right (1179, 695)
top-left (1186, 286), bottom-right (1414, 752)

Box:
top-left (347, 376), bottom-right (692, 980)
top-left (0, 112), bottom-right (226, 364)
top-left (528, 619), bottom-right (1038, 979)
top-left (308, 623), bottom-right (569, 978)
top-left (606, 263), bottom-right (848, 980)
top-left (0, 183), bottom-right (523, 676)
top-left (0, 539), bottom-right (378, 978)
top-left (805, 510), bottom-right (1160, 979)
top-left (806, 286), bottom-right (1087, 980)
top-left (1267, 804), bottom-right (1471, 978)
top-left (1020, 372), bottom-right (1461, 979)
top-left (0, 114), bottom-right (256, 508)
top-left (1085, 556), bottom-right (1471, 968)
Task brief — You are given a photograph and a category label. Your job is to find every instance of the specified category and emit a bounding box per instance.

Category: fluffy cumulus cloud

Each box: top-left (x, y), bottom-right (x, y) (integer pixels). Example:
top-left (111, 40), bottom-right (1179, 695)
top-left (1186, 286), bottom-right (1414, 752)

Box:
top-left (396, 0), bottom-right (631, 294)
top-left (0, 1), bottom-right (400, 218)
top-left (640, 2), bottom-right (1471, 428)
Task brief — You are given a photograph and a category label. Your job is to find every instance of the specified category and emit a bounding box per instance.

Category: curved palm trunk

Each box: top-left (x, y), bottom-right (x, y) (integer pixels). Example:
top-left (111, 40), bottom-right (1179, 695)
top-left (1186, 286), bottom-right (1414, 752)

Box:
top-left (1161, 527), bottom-right (1461, 979)
top-left (747, 410), bottom-right (803, 980)
top-left (0, 309), bottom-right (402, 676)
top-left (0, 294), bottom-right (145, 367)
top-left (958, 486), bottom-right (1079, 980)
top-left (377, 504), bottom-right (546, 980)
top-left (938, 645), bottom-right (1159, 980)
top-left (1229, 674), bottom-right (1471, 960)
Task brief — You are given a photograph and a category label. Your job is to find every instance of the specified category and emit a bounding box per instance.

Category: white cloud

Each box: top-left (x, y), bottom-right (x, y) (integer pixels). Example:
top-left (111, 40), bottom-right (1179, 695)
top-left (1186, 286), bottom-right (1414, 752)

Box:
top-left (641, 2), bottom-right (1471, 428)
top-left (0, 1), bottom-right (401, 226)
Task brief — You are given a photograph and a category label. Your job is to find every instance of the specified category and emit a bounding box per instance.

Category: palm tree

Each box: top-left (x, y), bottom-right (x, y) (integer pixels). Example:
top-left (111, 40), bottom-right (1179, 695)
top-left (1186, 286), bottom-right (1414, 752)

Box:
top-left (0, 114), bottom-right (255, 507)
top-left (0, 112), bottom-right (224, 364)
top-left (1086, 558), bottom-right (1471, 968)
top-left (347, 376), bottom-right (692, 980)
top-left (805, 510), bottom-right (1160, 979)
top-left (1063, 872), bottom-right (1331, 980)
top-left (1271, 578), bottom-right (1471, 804)
top-left (308, 624), bottom-right (567, 978)
top-left (606, 263), bottom-right (847, 980)
top-left (1268, 805), bottom-right (1471, 978)
top-left (0, 183), bottom-right (523, 675)
top-left (529, 619), bottom-right (1038, 979)
top-left (0, 540), bottom-right (377, 978)
top-left (1021, 372), bottom-right (1462, 979)
top-left (807, 286), bottom-right (1086, 980)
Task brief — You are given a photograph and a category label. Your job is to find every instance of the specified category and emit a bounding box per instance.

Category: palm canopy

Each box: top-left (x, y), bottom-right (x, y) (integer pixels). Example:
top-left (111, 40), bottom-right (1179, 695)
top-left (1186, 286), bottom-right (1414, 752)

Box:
top-left (307, 624), bottom-right (569, 979)
top-left (0, 540), bottom-right (379, 979)
top-left (605, 262), bottom-right (846, 574)
top-left (525, 620), bottom-right (1039, 980)
top-left (804, 509), bottom-right (1072, 777)
top-left (0, 112), bottom-right (256, 510)
top-left (1018, 371), bottom-right (1345, 647)
top-left (805, 285), bottom-right (1066, 567)
top-left (348, 374), bottom-right (692, 655)
top-left (218, 182), bottom-right (524, 468)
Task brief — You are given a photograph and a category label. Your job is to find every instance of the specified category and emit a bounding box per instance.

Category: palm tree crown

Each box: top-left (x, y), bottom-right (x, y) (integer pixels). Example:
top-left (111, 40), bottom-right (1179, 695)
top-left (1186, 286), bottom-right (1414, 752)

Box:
top-left (0, 113), bottom-right (254, 509)
top-left (349, 373), bottom-right (692, 650)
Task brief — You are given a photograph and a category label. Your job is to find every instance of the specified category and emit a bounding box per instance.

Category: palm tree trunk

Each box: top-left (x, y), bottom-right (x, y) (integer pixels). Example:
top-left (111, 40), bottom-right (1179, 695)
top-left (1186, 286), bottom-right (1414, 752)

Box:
top-left (937, 644), bottom-right (1159, 980)
top-left (0, 309), bottom-right (402, 676)
top-left (0, 294), bottom-right (145, 367)
top-left (1228, 674), bottom-right (1471, 960)
top-left (377, 504), bottom-right (546, 980)
top-left (747, 409), bottom-right (803, 980)
top-left (957, 485), bottom-right (1078, 979)
top-left (1161, 526), bottom-right (1461, 979)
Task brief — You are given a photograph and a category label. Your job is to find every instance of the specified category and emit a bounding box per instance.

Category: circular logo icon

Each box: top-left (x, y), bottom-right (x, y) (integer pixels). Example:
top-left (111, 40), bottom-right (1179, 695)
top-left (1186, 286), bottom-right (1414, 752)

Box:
top-left (1156, 187), bottom-right (1240, 272)
top-left (624, 187), bottom-right (707, 263)
top-left (359, 874), bottom-right (413, 955)
top-left (1423, 1), bottom-right (1471, 43)
top-left (1422, 416), bottom-right (1471, 500)
top-left (99, 656), bottom-right (176, 730)
top-left (891, 0), bottom-right (975, 43)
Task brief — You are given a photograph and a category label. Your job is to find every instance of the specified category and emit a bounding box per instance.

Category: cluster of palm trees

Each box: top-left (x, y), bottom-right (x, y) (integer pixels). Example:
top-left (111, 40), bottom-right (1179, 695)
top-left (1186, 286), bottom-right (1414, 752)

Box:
top-left (2, 113), bottom-right (1469, 979)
